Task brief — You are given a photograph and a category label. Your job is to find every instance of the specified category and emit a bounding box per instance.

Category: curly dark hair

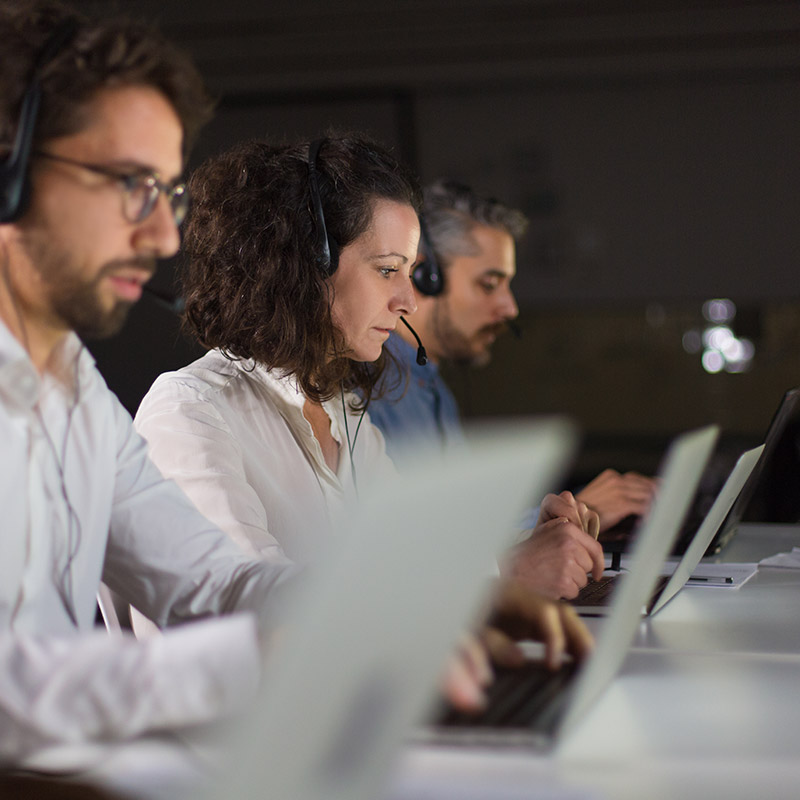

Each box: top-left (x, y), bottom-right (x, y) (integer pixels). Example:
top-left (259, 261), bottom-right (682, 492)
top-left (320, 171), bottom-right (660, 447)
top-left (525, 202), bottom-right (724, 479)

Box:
top-left (181, 135), bottom-right (422, 405)
top-left (0, 1), bottom-right (212, 160)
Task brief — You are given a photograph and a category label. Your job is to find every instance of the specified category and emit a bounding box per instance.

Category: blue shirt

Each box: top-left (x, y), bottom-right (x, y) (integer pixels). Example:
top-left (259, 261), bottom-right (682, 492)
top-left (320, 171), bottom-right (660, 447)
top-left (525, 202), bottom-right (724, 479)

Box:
top-left (367, 334), bottom-right (465, 464)
top-left (368, 333), bottom-right (539, 531)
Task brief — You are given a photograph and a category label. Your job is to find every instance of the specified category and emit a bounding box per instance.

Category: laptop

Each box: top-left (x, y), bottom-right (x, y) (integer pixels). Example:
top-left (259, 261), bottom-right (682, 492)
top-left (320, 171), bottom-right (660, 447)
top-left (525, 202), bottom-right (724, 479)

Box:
top-left (713, 386), bottom-right (800, 550)
top-left (602, 387), bottom-right (800, 559)
top-left (424, 426), bottom-right (719, 748)
top-left (648, 443), bottom-right (763, 612)
top-left (204, 418), bottom-right (577, 800)
top-left (573, 443), bottom-right (763, 617)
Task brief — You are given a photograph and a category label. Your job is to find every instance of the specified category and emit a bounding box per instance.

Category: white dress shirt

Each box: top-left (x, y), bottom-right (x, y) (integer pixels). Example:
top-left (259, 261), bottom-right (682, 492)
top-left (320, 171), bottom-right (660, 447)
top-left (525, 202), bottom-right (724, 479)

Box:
top-left (0, 320), bottom-right (295, 762)
top-left (134, 350), bottom-right (396, 567)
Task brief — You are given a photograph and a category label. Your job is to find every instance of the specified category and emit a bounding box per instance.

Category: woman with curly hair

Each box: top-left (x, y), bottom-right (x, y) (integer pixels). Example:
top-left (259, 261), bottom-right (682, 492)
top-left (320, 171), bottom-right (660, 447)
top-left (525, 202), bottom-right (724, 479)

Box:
top-left (134, 135), bottom-right (421, 567)
top-left (133, 134), bottom-right (594, 695)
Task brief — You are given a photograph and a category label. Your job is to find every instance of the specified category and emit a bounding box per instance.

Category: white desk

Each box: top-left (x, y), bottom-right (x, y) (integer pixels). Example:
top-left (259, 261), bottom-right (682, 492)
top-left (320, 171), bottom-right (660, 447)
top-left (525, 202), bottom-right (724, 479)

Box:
top-left (388, 524), bottom-right (800, 800)
top-left (633, 523), bottom-right (800, 654)
top-left (45, 524), bottom-right (800, 800)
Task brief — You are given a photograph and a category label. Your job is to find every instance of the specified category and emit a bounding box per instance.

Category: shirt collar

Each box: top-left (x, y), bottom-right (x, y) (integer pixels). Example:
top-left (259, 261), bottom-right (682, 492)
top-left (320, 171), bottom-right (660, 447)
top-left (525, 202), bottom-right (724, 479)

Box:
top-left (247, 361), bottom-right (306, 410)
top-left (0, 317), bottom-right (94, 411)
top-left (243, 359), bottom-right (347, 442)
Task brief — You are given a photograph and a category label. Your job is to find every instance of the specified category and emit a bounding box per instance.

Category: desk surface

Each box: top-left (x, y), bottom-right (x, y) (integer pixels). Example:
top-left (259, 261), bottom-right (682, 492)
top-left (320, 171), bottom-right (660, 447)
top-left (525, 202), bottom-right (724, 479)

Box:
top-left (59, 524), bottom-right (800, 800)
top-left (389, 523), bottom-right (800, 800)
top-left (630, 523), bottom-right (800, 654)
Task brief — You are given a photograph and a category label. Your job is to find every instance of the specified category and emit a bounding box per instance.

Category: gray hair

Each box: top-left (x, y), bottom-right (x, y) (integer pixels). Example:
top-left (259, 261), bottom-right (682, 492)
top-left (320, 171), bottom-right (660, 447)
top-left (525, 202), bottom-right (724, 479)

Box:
top-left (422, 178), bottom-right (529, 266)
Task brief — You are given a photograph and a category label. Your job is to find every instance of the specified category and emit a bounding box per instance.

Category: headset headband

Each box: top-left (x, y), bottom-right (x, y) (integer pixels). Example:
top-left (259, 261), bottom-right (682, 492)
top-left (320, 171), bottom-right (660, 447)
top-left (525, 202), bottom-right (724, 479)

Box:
top-left (307, 138), bottom-right (339, 275)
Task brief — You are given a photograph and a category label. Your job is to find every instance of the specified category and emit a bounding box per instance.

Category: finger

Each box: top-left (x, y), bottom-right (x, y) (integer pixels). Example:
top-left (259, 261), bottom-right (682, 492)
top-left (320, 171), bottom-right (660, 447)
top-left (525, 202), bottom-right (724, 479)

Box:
top-left (441, 653), bottom-right (487, 712)
top-left (618, 497), bottom-right (654, 515)
top-left (577, 501), bottom-right (589, 532)
top-left (582, 469), bottom-right (619, 491)
top-left (564, 524), bottom-right (605, 579)
top-left (621, 476), bottom-right (660, 497)
top-left (559, 571), bottom-right (587, 601)
top-left (458, 633), bottom-right (493, 687)
top-left (587, 510), bottom-right (600, 540)
top-left (584, 536), bottom-right (606, 581)
top-left (568, 532), bottom-right (597, 576)
top-left (622, 471), bottom-right (657, 484)
top-left (584, 483), bottom-right (655, 508)
top-left (617, 476), bottom-right (659, 497)
top-left (535, 493), bottom-right (560, 525)
top-left (619, 487), bottom-right (658, 503)
top-left (538, 603), bottom-right (566, 670)
top-left (481, 626), bottom-right (525, 668)
top-left (540, 492), bottom-right (571, 518)
top-left (577, 502), bottom-right (600, 540)
top-left (559, 604), bottom-right (595, 662)
top-left (554, 492), bottom-right (585, 529)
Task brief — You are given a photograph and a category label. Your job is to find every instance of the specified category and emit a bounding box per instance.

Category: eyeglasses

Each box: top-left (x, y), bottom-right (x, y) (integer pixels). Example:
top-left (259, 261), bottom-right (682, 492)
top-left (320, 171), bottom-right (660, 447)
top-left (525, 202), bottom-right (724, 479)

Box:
top-left (34, 151), bottom-right (190, 226)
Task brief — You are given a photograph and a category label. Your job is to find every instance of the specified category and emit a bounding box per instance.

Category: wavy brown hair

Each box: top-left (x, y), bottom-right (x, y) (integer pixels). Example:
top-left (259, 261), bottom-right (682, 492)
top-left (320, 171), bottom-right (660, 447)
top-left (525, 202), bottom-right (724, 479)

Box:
top-left (0, 1), bottom-right (212, 159)
top-left (181, 135), bottom-right (422, 405)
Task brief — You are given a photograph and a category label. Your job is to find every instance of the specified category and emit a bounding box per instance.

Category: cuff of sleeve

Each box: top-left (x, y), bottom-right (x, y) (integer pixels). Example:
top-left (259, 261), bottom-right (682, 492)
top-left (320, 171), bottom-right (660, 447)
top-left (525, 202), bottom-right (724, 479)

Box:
top-left (147, 613), bottom-right (261, 730)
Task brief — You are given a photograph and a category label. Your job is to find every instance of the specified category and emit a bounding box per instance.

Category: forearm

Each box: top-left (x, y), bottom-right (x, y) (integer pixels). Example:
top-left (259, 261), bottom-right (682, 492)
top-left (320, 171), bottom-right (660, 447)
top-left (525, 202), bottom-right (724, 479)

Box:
top-left (0, 616), bottom-right (260, 764)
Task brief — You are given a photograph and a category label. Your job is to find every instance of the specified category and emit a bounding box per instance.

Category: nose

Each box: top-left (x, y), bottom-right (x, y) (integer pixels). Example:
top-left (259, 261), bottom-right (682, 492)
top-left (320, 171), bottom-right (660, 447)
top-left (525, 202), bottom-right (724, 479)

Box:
top-left (496, 284), bottom-right (518, 321)
top-left (392, 275), bottom-right (418, 317)
top-left (131, 194), bottom-right (181, 258)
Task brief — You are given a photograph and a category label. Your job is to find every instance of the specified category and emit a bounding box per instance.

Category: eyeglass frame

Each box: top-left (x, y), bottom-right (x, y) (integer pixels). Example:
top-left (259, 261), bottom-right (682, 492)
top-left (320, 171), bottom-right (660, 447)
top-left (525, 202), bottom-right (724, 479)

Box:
top-left (32, 150), bottom-right (190, 226)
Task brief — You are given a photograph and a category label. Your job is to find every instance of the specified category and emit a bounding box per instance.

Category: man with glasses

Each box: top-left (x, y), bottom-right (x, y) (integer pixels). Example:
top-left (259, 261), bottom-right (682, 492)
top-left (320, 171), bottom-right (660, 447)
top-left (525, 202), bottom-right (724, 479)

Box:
top-left (0, 1), bottom-right (592, 765)
top-left (0, 2), bottom-right (302, 761)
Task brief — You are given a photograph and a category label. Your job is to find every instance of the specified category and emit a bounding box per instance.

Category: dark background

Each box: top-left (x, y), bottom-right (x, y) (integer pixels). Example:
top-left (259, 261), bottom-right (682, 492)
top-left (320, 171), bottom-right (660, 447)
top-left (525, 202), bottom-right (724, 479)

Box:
top-left (71, 1), bottom-right (800, 492)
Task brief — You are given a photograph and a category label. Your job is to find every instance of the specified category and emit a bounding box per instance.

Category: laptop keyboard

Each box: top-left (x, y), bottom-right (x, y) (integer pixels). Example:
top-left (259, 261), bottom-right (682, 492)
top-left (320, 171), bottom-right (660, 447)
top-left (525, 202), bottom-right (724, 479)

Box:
top-left (435, 661), bottom-right (577, 729)
top-left (573, 573), bottom-right (670, 612)
top-left (573, 575), bottom-right (618, 605)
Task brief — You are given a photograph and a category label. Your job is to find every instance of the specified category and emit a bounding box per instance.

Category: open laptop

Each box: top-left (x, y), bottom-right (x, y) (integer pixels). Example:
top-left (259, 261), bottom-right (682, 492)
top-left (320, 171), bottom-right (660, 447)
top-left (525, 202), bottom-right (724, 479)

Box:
top-left (602, 387), bottom-right (800, 559)
top-left (574, 443), bottom-right (763, 617)
top-left (713, 386), bottom-right (800, 550)
top-left (204, 418), bottom-right (577, 800)
top-left (424, 426), bottom-right (718, 748)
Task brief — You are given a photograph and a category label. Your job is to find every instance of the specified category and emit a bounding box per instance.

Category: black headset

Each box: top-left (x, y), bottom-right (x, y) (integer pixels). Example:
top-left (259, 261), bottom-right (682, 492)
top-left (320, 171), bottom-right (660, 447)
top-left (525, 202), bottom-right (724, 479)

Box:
top-left (307, 138), bottom-right (340, 276)
top-left (411, 214), bottom-right (444, 297)
top-left (0, 18), bottom-right (79, 224)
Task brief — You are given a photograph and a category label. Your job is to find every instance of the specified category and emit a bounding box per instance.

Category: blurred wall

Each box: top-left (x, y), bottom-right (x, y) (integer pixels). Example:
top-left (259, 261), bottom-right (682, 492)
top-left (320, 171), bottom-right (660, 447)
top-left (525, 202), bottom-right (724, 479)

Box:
top-left (72, 1), bottom-right (799, 458)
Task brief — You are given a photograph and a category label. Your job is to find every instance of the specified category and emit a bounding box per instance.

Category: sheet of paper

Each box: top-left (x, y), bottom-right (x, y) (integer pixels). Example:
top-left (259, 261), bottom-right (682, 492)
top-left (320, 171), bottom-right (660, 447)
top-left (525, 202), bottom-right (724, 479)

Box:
top-left (682, 562), bottom-right (758, 588)
top-left (606, 557), bottom-right (758, 588)
top-left (759, 547), bottom-right (800, 569)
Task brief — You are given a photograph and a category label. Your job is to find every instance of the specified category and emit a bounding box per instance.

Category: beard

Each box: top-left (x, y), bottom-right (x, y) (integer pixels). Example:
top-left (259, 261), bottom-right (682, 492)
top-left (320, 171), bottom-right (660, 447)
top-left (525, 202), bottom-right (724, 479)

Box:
top-left (430, 299), bottom-right (505, 368)
top-left (19, 225), bottom-right (154, 341)
top-left (47, 264), bottom-right (137, 340)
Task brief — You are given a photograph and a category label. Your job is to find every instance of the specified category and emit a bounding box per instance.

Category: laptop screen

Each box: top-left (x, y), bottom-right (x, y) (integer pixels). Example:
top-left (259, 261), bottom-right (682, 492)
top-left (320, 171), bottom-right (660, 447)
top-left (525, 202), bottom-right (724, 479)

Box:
top-left (715, 387), bottom-right (800, 549)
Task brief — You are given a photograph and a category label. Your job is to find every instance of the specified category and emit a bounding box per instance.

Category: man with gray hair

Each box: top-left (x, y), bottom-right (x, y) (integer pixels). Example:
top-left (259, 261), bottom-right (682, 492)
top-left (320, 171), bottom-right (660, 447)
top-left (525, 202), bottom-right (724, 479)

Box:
top-left (368, 179), bottom-right (656, 600)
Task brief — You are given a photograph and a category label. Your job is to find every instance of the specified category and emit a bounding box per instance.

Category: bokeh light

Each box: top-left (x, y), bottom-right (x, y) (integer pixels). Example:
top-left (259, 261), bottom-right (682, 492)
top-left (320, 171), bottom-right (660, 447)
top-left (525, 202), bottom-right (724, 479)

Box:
top-left (687, 299), bottom-right (755, 374)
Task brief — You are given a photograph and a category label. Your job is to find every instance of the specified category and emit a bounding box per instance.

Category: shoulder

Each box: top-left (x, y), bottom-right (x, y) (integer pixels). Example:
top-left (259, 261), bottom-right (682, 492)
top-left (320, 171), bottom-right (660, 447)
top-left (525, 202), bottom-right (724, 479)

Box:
top-left (139, 350), bottom-right (261, 410)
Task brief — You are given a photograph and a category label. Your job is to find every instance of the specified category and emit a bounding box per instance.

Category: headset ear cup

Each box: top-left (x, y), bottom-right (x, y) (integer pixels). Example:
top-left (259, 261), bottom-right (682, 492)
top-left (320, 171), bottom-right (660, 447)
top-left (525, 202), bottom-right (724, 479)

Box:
top-left (14, 176), bottom-right (31, 222)
top-left (0, 19), bottom-right (78, 223)
top-left (0, 165), bottom-right (29, 223)
top-left (0, 90), bottom-right (38, 223)
top-left (412, 258), bottom-right (444, 296)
